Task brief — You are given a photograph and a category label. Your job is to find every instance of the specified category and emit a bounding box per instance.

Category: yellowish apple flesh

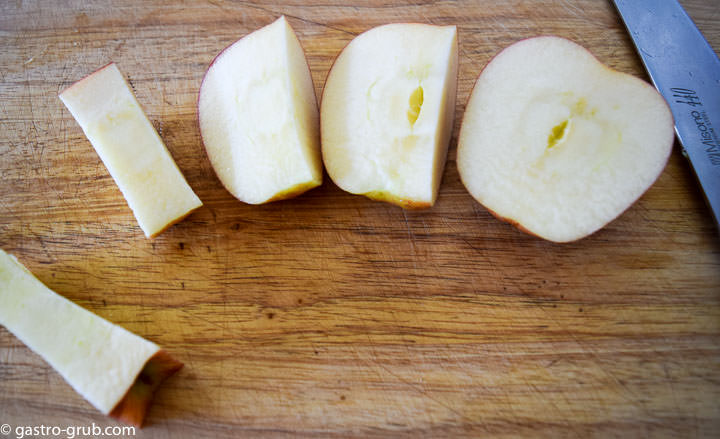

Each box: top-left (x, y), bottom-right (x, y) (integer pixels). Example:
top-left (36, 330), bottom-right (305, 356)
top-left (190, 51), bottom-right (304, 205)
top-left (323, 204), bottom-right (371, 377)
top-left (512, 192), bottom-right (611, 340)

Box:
top-left (457, 36), bottom-right (674, 242)
top-left (198, 16), bottom-right (322, 204)
top-left (59, 63), bottom-right (203, 238)
top-left (0, 249), bottom-right (181, 426)
top-left (321, 23), bottom-right (458, 209)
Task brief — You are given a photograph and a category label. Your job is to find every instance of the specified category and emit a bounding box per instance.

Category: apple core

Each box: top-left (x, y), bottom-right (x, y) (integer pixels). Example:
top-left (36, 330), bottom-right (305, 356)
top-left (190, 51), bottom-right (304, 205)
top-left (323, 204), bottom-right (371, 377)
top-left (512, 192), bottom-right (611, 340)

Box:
top-left (407, 85), bottom-right (424, 125)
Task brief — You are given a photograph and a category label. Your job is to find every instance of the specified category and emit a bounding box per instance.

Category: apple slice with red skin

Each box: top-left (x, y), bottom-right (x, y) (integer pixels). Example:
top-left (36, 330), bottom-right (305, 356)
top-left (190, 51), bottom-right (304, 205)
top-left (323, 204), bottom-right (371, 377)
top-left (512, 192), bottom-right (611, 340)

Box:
top-left (0, 249), bottom-right (183, 427)
top-left (457, 36), bottom-right (674, 242)
top-left (198, 16), bottom-right (322, 205)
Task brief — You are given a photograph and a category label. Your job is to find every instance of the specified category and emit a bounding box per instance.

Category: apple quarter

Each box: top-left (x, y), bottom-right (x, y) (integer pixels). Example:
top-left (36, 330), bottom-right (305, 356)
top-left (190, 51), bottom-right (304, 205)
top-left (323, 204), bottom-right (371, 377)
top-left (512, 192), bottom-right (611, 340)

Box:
top-left (198, 16), bottom-right (322, 204)
top-left (321, 23), bottom-right (459, 209)
top-left (59, 63), bottom-right (202, 238)
top-left (0, 249), bottom-right (182, 426)
top-left (457, 36), bottom-right (674, 242)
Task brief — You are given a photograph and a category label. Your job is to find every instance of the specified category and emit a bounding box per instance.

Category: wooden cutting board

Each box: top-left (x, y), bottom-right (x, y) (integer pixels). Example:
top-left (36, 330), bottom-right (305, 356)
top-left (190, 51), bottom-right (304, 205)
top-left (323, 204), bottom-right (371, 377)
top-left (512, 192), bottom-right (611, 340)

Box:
top-left (1, 1), bottom-right (719, 437)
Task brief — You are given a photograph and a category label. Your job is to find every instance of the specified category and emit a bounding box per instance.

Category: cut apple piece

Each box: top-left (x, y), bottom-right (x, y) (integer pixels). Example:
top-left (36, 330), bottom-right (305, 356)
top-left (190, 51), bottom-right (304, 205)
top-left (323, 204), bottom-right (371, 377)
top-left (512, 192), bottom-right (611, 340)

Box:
top-left (321, 23), bottom-right (458, 209)
top-left (198, 16), bottom-right (322, 204)
top-left (59, 63), bottom-right (202, 238)
top-left (457, 36), bottom-right (674, 242)
top-left (0, 249), bottom-right (182, 426)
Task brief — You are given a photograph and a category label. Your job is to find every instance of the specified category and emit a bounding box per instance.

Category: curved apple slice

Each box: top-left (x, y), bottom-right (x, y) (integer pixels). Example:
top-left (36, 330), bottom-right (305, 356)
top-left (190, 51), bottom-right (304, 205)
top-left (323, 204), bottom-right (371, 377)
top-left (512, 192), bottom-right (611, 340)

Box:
top-left (321, 23), bottom-right (458, 209)
top-left (198, 16), bottom-right (322, 204)
top-left (457, 36), bottom-right (674, 242)
top-left (0, 249), bottom-right (181, 426)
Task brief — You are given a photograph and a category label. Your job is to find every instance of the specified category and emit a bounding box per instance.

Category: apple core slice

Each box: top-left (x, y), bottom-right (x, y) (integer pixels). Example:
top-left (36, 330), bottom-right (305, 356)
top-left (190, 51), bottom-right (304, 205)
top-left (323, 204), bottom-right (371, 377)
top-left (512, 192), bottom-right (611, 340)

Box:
top-left (0, 249), bottom-right (182, 426)
top-left (321, 23), bottom-right (458, 209)
top-left (198, 16), bottom-right (322, 204)
top-left (59, 63), bottom-right (203, 238)
top-left (457, 36), bottom-right (674, 242)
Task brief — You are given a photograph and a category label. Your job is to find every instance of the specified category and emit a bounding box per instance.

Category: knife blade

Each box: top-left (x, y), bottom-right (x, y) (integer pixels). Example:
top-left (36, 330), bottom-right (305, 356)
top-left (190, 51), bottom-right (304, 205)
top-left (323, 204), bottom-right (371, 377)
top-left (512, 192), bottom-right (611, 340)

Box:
top-left (613, 0), bottom-right (720, 231)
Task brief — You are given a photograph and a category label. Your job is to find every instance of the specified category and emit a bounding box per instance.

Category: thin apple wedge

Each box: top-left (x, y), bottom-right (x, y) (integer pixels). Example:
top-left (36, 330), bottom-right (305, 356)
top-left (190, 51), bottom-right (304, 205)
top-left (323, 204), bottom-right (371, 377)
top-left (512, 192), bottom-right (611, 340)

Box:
top-left (59, 63), bottom-right (203, 238)
top-left (0, 249), bottom-right (182, 427)
top-left (198, 16), bottom-right (322, 204)
top-left (457, 36), bottom-right (674, 242)
top-left (321, 23), bottom-right (458, 209)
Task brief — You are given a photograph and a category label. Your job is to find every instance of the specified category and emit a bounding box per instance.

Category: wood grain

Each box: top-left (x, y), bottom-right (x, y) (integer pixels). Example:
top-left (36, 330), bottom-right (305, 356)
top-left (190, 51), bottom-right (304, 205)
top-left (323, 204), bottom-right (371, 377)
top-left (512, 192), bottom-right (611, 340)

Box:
top-left (1, 1), bottom-right (719, 437)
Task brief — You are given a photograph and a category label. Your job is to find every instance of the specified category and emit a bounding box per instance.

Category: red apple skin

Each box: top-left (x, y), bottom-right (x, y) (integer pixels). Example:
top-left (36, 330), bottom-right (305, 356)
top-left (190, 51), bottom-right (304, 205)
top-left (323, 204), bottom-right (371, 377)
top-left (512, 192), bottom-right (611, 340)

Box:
top-left (196, 36), bottom-right (241, 201)
top-left (319, 23), bottom-right (459, 210)
top-left (59, 62), bottom-right (116, 96)
top-left (483, 164), bottom-right (674, 243)
top-left (109, 350), bottom-right (183, 427)
top-left (197, 17), bottom-right (321, 204)
top-left (457, 35), bottom-right (675, 243)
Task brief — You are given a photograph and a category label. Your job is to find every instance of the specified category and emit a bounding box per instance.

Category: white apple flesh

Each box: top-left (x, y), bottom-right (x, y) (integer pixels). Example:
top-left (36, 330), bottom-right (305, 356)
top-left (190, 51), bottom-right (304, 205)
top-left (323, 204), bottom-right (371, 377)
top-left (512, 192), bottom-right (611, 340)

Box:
top-left (59, 63), bottom-right (203, 238)
top-left (198, 16), bottom-right (322, 204)
top-left (457, 36), bottom-right (674, 242)
top-left (0, 248), bottom-right (181, 426)
top-left (321, 23), bottom-right (458, 209)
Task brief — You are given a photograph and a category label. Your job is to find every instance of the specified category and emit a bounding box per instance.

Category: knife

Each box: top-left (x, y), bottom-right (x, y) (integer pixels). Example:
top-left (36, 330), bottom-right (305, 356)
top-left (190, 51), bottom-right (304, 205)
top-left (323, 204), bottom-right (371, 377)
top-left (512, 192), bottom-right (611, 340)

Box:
top-left (613, 0), bottom-right (720, 231)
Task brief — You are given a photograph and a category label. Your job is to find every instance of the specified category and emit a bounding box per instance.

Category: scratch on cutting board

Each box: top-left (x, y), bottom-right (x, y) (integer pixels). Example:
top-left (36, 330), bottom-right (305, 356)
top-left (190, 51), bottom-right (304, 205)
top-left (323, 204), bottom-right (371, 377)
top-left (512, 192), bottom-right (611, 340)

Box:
top-left (32, 230), bottom-right (58, 264)
top-left (178, 307), bottom-right (228, 332)
top-left (362, 333), bottom-right (484, 428)
top-left (489, 15), bottom-right (510, 34)
top-left (535, 302), bottom-right (654, 418)
top-left (439, 215), bottom-right (503, 282)
top-left (530, 375), bottom-right (589, 434)
top-left (661, 362), bottom-right (682, 420)
top-left (24, 45), bottom-right (48, 65)
top-left (559, 0), bottom-right (585, 19)
top-left (495, 267), bottom-right (654, 417)
top-left (23, 68), bottom-right (41, 164)
top-left (0, 199), bottom-right (18, 222)
top-left (207, 0), bottom-right (358, 37)
top-left (401, 210), bottom-right (419, 270)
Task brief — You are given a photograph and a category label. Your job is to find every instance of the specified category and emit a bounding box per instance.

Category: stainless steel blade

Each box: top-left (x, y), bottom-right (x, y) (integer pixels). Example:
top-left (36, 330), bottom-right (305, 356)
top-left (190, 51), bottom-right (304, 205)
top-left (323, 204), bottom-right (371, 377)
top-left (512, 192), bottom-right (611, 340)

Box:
top-left (613, 0), bottom-right (720, 230)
